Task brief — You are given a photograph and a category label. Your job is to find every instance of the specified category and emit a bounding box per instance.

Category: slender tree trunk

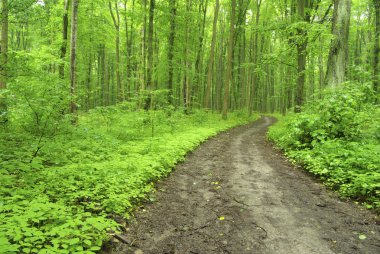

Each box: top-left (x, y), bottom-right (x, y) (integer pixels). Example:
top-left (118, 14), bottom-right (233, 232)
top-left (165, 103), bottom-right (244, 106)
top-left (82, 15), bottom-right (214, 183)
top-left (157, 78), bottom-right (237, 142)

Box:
top-left (194, 0), bottom-right (208, 106)
top-left (140, 0), bottom-right (147, 96)
top-left (215, 13), bottom-right (225, 112)
top-left (318, 36), bottom-right (325, 96)
top-left (99, 45), bottom-right (106, 106)
top-left (109, 1), bottom-right (122, 102)
top-left (125, 0), bottom-right (135, 98)
top-left (59, 0), bottom-right (70, 79)
top-left (147, 0), bottom-right (154, 91)
top-left (86, 54), bottom-right (92, 110)
top-left (70, 0), bottom-right (79, 121)
top-left (143, 0), bottom-right (154, 109)
top-left (0, 0), bottom-right (9, 116)
top-left (222, 0), bottom-right (236, 119)
top-left (205, 0), bottom-right (219, 109)
top-left (248, 0), bottom-right (261, 116)
top-left (167, 0), bottom-right (176, 105)
top-left (374, 0), bottom-right (379, 101)
top-left (325, 0), bottom-right (351, 87)
top-left (294, 0), bottom-right (308, 113)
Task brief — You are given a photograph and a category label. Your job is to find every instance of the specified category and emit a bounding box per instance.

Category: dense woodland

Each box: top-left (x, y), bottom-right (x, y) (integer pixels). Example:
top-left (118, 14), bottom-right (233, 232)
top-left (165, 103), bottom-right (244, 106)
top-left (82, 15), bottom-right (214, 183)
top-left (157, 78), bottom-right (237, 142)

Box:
top-left (0, 0), bottom-right (379, 253)
top-left (0, 0), bottom-right (379, 117)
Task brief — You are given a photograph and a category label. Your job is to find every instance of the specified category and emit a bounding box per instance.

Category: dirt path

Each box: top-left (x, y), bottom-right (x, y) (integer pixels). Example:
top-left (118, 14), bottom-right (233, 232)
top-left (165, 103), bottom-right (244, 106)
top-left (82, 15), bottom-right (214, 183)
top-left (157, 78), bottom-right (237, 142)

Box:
top-left (106, 117), bottom-right (380, 254)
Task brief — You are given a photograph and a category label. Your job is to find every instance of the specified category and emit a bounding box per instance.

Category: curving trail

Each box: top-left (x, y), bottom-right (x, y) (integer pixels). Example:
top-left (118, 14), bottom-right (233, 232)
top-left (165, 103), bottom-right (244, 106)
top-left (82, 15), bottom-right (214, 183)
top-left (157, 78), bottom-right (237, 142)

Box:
top-left (107, 117), bottom-right (380, 254)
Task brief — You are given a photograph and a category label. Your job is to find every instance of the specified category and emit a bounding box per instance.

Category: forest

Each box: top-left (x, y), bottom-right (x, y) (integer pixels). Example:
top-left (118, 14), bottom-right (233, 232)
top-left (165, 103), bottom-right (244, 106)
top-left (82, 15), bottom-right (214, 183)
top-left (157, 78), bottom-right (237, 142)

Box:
top-left (0, 0), bottom-right (379, 253)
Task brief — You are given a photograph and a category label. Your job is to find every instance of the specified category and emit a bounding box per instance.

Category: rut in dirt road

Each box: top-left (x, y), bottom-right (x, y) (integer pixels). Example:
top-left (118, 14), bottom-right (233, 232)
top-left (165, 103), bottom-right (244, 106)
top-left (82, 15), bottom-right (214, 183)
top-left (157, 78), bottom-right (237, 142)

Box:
top-left (106, 117), bottom-right (380, 254)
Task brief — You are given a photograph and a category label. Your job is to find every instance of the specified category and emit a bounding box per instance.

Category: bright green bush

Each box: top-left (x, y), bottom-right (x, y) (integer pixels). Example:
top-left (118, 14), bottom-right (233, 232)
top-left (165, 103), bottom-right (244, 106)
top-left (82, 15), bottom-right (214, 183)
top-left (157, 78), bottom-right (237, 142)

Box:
top-left (268, 83), bottom-right (380, 210)
top-left (1, 107), bottom-right (257, 253)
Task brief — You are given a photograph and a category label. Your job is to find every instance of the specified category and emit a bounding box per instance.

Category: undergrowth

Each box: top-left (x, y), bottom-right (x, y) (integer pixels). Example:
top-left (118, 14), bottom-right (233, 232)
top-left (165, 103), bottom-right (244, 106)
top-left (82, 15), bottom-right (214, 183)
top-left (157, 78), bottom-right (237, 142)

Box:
top-left (0, 106), bottom-right (257, 254)
top-left (268, 82), bottom-right (380, 212)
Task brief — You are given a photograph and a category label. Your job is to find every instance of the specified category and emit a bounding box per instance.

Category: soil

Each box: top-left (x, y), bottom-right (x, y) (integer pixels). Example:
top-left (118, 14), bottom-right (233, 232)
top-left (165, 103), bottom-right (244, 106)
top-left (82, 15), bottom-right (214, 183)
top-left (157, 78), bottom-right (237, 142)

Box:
top-left (104, 117), bottom-right (380, 254)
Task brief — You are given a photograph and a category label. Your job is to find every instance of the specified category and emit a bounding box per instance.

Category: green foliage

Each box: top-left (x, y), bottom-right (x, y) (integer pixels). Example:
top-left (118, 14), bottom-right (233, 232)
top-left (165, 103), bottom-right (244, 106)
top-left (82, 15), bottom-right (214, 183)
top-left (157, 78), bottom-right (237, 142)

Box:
top-left (268, 83), bottom-right (380, 211)
top-left (1, 106), bottom-right (257, 253)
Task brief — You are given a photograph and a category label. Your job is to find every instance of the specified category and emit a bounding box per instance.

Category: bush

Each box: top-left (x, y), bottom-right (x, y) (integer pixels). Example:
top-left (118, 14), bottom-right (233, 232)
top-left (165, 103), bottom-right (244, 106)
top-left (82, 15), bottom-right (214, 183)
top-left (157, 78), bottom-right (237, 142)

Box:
top-left (268, 82), bottom-right (380, 210)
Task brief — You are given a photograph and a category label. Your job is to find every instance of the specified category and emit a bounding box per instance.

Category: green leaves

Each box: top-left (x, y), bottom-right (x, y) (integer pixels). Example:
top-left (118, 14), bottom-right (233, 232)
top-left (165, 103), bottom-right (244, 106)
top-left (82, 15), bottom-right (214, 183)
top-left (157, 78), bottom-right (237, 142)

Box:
top-left (1, 109), bottom-right (257, 253)
top-left (268, 83), bottom-right (380, 211)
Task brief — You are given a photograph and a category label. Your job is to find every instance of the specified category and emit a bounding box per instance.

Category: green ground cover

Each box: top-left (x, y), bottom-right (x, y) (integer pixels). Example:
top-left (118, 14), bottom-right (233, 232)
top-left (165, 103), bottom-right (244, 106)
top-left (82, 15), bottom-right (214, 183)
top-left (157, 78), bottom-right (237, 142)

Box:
top-left (268, 83), bottom-right (380, 212)
top-left (0, 106), bottom-right (257, 254)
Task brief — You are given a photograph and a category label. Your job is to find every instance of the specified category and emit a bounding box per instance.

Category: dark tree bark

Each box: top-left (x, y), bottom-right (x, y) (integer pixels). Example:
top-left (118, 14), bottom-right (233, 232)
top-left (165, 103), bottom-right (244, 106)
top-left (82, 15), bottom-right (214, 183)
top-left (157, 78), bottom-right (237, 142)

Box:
top-left (294, 0), bottom-right (310, 113)
top-left (204, 0), bottom-right (219, 109)
top-left (167, 0), bottom-right (176, 105)
top-left (59, 0), bottom-right (70, 79)
top-left (248, 0), bottom-right (261, 116)
top-left (147, 0), bottom-right (154, 90)
top-left (0, 0), bottom-right (8, 121)
top-left (109, 1), bottom-right (122, 102)
top-left (222, 0), bottom-right (236, 119)
top-left (124, 0), bottom-right (135, 99)
top-left (325, 0), bottom-right (352, 87)
top-left (70, 0), bottom-right (79, 121)
top-left (194, 0), bottom-right (208, 105)
top-left (374, 0), bottom-right (379, 101)
top-left (144, 0), bottom-right (154, 109)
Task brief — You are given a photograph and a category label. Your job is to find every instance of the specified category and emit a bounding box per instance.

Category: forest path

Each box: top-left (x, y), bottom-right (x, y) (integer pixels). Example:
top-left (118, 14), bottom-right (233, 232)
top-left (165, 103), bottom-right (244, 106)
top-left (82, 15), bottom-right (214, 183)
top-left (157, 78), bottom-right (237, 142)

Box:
top-left (108, 117), bottom-right (380, 254)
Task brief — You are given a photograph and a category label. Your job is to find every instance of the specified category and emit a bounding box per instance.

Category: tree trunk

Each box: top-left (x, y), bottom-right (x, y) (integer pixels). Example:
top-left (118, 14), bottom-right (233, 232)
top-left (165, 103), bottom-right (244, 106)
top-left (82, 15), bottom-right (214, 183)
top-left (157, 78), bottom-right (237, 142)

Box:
top-left (125, 0), bottom-right (135, 99)
top-left (167, 0), bottom-right (176, 105)
top-left (222, 0), bottom-right (236, 119)
top-left (325, 0), bottom-right (351, 87)
top-left (204, 0), bottom-right (219, 109)
top-left (109, 1), bottom-right (122, 102)
top-left (215, 13), bottom-right (225, 112)
top-left (248, 0), bottom-right (261, 116)
top-left (70, 0), bottom-right (79, 122)
top-left (194, 0), bottom-right (208, 106)
top-left (0, 0), bottom-right (9, 118)
top-left (140, 0), bottom-right (147, 97)
top-left (374, 0), bottom-right (379, 101)
top-left (147, 0), bottom-right (154, 91)
top-left (59, 0), bottom-right (70, 79)
top-left (86, 54), bottom-right (92, 111)
top-left (294, 0), bottom-right (308, 113)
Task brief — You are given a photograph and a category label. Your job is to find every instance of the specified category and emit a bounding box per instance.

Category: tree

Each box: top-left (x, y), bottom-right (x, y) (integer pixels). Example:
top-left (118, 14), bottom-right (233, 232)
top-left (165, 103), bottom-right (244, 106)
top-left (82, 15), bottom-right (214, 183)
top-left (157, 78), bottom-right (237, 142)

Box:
top-left (70, 0), bottom-right (79, 120)
top-left (0, 0), bottom-right (8, 119)
top-left (294, 0), bottom-right (311, 113)
top-left (204, 0), bottom-right (219, 110)
top-left (147, 0), bottom-right (154, 91)
top-left (167, 0), bottom-right (176, 104)
top-left (325, 0), bottom-right (352, 87)
top-left (248, 0), bottom-right (262, 116)
top-left (374, 0), bottom-right (379, 101)
top-left (109, 0), bottom-right (122, 102)
top-left (59, 0), bottom-right (70, 79)
top-left (222, 0), bottom-right (236, 119)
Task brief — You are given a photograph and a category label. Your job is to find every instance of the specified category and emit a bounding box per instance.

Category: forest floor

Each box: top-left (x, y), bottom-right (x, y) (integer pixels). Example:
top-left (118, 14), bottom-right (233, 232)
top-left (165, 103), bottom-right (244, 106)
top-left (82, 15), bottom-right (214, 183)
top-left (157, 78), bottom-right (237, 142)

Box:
top-left (104, 117), bottom-right (380, 254)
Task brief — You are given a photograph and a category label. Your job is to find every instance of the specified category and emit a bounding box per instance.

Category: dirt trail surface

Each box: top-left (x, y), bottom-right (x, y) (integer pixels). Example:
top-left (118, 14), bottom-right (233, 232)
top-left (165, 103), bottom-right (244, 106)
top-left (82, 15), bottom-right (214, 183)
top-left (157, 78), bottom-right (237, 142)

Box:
top-left (106, 117), bottom-right (380, 254)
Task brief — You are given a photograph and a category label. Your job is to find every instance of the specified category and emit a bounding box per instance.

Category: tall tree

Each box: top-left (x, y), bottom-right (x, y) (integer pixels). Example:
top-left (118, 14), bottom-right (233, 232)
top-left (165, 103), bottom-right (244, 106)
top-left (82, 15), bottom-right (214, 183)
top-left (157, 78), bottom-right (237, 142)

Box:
top-left (204, 0), bottom-right (219, 109)
top-left (325, 0), bottom-right (352, 87)
top-left (59, 0), bottom-right (70, 79)
top-left (167, 0), bottom-right (176, 104)
top-left (374, 0), bottom-right (379, 101)
top-left (147, 0), bottom-right (154, 91)
top-left (194, 0), bottom-right (208, 105)
top-left (222, 0), bottom-right (236, 119)
top-left (109, 1), bottom-right (122, 102)
top-left (0, 0), bottom-right (8, 118)
top-left (70, 0), bottom-right (79, 120)
top-left (294, 0), bottom-right (310, 113)
top-left (248, 0), bottom-right (262, 116)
